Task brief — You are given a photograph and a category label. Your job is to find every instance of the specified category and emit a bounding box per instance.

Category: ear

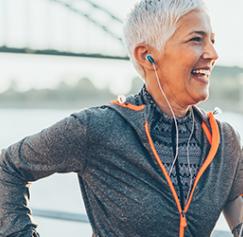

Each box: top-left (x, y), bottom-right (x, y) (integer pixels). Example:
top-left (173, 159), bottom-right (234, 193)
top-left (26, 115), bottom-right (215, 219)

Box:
top-left (133, 44), bottom-right (157, 71)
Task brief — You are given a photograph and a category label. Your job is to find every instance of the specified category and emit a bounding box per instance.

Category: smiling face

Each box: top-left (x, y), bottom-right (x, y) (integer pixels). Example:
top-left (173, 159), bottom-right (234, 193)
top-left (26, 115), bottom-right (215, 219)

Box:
top-left (154, 9), bottom-right (218, 107)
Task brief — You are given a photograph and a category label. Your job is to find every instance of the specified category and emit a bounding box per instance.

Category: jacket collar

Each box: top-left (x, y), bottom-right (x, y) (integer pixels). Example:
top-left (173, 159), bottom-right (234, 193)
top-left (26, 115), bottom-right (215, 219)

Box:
top-left (109, 92), bottom-right (210, 125)
top-left (108, 91), bottom-right (211, 151)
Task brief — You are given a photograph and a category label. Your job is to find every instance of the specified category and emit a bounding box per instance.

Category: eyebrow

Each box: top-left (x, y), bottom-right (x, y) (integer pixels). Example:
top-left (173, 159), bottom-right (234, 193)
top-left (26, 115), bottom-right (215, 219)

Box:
top-left (189, 31), bottom-right (215, 38)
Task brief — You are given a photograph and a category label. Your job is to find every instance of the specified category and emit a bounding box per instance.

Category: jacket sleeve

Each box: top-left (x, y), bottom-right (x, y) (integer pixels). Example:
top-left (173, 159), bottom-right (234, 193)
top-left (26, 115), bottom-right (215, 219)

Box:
top-left (0, 111), bottom-right (89, 236)
top-left (223, 123), bottom-right (243, 236)
top-left (223, 196), bottom-right (243, 237)
top-left (223, 121), bottom-right (243, 202)
top-left (227, 145), bottom-right (243, 202)
top-left (229, 148), bottom-right (243, 237)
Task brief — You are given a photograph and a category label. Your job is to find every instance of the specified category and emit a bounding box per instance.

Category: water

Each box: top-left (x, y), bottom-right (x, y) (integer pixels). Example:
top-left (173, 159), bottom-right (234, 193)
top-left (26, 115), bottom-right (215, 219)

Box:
top-left (0, 108), bottom-right (242, 236)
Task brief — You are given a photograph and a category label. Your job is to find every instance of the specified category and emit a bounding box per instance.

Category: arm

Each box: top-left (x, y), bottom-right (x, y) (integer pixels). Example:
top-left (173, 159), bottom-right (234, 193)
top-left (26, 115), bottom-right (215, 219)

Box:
top-left (223, 196), bottom-right (243, 237)
top-left (224, 142), bottom-right (243, 237)
top-left (0, 111), bottom-right (89, 236)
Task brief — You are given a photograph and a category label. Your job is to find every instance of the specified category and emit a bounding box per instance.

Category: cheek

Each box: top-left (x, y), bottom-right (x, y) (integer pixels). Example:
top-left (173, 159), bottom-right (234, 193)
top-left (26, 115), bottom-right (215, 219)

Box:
top-left (158, 47), bottom-right (202, 86)
top-left (182, 46), bottom-right (203, 67)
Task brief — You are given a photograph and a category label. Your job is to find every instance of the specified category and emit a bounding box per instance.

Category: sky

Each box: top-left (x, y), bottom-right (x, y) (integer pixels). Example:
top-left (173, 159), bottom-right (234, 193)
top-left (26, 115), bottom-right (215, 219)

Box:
top-left (0, 0), bottom-right (242, 94)
top-left (102, 0), bottom-right (243, 67)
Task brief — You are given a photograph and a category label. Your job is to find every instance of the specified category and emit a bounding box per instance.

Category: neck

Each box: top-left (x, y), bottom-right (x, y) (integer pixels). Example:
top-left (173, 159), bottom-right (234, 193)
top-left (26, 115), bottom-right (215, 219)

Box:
top-left (145, 86), bottom-right (191, 118)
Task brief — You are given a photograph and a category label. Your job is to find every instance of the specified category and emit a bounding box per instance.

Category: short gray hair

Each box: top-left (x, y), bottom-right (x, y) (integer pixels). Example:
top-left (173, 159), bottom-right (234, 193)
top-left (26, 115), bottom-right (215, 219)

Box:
top-left (123, 0), bottom-right (207, 78)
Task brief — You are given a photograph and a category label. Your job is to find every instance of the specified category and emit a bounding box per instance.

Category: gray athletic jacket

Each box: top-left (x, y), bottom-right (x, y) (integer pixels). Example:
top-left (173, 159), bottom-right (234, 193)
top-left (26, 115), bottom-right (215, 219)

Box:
top-left (0, 93), bottom-right (242, 237)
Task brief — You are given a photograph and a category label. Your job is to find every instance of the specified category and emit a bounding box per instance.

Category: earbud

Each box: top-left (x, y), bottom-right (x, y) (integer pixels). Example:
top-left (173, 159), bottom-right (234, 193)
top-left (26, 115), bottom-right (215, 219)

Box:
top-left (145, 54), bottom-right (155, 64)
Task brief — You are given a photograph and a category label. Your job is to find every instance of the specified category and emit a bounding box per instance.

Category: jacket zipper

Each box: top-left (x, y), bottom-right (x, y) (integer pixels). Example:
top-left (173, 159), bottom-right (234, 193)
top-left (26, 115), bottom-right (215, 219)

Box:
top-left (144, 112), bottom-right (220, 237)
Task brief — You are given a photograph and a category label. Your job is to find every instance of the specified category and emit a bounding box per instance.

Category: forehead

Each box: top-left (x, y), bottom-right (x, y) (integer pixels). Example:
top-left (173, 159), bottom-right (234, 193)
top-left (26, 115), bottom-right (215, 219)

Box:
top-left (174, 9), bottom-right (213, 37)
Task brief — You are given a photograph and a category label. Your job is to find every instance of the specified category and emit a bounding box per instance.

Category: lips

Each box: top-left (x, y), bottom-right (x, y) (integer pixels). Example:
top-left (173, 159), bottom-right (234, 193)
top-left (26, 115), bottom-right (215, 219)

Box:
top-left (191, 68), bottom-right (211, 77)
top-left (191, 67), bottom-right (212, 84)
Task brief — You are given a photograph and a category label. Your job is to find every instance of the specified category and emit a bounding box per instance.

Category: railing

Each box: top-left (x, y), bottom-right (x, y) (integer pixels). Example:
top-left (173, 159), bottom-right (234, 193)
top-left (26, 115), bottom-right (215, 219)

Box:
top-left (32, 208), bottom-right (233, 237)
top-left (32, 208), bottom-right (89, 223)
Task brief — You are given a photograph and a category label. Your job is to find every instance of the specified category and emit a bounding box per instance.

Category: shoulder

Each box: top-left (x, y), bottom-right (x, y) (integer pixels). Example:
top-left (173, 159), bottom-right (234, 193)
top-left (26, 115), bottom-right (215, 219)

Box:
top-left (72, 93), bottom-right (142, 122)
top-left (218, 120), bottom-right (241, 148)
top-left (195, 106), bottom-right (241, 146)
top-left (71, 104), bottom-right (125, 129)
top-left (194, 106), bottom-right (242, 151)
top-left (216, 120), bottom-right (242, 168)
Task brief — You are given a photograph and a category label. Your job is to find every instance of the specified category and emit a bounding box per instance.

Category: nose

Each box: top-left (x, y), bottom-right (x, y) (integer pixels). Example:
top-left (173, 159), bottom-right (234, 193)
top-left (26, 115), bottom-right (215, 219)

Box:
top-left (202, 41), bottom-right (219, 62)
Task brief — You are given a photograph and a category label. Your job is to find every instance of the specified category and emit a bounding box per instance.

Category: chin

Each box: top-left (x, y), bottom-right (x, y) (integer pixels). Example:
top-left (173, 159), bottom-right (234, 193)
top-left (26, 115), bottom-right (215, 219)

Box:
top-left (196, 93), bottom-right (209, 104)
top-left (190, 90), bottom-right (209, 105)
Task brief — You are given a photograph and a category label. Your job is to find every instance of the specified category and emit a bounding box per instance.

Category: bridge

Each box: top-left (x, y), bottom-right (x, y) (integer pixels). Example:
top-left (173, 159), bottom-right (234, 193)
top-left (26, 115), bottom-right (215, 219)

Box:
top-left (0, 0), bottom-right (128, 60)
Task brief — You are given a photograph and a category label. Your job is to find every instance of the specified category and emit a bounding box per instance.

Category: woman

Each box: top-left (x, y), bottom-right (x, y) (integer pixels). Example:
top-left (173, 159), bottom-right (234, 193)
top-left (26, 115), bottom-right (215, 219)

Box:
top-left (0, 0), bottom-right (242, 236)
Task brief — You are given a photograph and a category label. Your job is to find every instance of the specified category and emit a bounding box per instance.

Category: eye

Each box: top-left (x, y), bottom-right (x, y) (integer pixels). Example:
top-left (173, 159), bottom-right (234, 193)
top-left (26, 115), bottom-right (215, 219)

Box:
top-left (190, 37), bottom-right (203, 42)
top-left (211, 39), bottom-right (216, 44)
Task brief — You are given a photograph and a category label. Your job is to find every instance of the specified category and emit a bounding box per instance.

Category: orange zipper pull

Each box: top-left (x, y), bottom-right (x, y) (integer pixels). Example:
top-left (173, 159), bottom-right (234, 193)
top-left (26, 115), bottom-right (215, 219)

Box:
top-left (179, 212), bottom-right (187, 237)
top-left (180, 214), bottom-right (187, 228)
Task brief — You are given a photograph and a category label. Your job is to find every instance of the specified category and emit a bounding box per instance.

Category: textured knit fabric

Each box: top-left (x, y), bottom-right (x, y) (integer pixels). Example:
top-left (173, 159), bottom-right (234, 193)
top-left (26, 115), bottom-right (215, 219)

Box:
top-left (140, 87), bottom-right (203, 204)
top-left (0, 89), bottom-right (242, 237)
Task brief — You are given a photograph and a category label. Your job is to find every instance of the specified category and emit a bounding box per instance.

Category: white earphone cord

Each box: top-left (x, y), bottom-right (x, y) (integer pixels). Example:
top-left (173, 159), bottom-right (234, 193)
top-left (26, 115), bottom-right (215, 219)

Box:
top-left (186, 109), bottom-right (195, 202)
top-left (152, 64), bottom-right (194, 201)
top-left (152, 64), bottom-right (179, 176)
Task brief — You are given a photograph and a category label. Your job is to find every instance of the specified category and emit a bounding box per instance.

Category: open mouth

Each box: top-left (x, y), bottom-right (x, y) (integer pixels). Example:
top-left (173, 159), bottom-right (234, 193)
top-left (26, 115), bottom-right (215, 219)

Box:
top-left (191, 68), bottom-right (211, 83)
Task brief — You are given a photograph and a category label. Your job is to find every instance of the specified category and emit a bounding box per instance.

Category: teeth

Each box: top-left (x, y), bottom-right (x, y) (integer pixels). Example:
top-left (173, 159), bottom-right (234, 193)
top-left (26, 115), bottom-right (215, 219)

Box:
top-left (192, 69), bottom-right (211, 76)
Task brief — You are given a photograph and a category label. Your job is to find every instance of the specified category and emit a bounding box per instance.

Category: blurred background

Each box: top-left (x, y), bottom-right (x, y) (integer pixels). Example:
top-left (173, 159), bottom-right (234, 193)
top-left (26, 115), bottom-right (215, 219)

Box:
top-left (0, 0), bottom-right (242, 236)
